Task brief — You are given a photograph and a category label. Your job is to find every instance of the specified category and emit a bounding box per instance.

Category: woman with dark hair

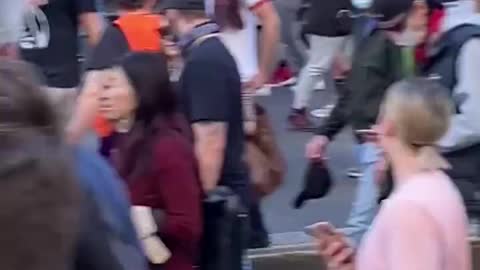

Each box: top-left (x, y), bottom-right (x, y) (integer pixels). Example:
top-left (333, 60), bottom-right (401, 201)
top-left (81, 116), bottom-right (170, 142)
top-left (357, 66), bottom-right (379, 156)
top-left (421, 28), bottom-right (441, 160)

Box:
top-left (99, 52), bottom-right (202, 270)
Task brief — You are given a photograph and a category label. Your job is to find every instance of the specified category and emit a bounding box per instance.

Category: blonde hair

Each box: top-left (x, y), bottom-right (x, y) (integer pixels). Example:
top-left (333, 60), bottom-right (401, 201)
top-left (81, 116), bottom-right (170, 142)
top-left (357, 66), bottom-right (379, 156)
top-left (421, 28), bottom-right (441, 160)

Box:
top-left (382, 78), bottom-right (453, 171)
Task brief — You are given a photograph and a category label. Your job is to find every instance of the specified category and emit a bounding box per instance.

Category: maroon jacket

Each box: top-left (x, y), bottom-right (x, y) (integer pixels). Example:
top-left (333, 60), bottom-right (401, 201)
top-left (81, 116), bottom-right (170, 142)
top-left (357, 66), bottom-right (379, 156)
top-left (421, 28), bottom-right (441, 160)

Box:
top-left (113, 115), bottom-right (202, 270)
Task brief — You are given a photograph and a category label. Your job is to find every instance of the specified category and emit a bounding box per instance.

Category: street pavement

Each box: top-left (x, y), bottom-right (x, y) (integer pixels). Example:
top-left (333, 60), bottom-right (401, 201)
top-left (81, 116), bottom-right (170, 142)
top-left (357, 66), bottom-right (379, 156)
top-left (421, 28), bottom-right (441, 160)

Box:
top-left (256, 83), bottom-right (359, 245)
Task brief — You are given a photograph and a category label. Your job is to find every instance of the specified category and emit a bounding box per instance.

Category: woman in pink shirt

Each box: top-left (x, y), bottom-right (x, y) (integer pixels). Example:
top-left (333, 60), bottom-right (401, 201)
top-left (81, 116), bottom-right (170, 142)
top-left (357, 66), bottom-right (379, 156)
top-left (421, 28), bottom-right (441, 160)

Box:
top-left (317, 78), bottom-right (471, 270)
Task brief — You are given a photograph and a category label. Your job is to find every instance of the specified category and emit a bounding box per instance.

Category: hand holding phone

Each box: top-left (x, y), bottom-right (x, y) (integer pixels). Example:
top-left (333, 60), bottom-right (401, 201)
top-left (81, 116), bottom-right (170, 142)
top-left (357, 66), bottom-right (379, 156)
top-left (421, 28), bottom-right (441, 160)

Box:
top-left (304, 222), bottom-right (336, 238)
top-left (306, 222), bottom-right (355, 268)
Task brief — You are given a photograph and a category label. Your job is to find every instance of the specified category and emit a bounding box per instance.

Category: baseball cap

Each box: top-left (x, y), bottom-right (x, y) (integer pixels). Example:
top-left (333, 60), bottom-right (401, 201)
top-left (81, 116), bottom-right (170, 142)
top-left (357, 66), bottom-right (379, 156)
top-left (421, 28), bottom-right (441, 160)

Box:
top-left (371, 0), bottom-right (416, 29)
top-left (161, 0), bottom-right (205, 11)
top-left (292, 161), bottom-right (332, 209)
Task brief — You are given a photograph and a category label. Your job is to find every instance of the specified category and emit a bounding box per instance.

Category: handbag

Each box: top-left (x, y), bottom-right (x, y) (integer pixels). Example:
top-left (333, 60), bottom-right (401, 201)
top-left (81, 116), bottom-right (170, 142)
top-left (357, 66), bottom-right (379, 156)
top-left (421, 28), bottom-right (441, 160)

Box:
top-left (244, 104), bottom-right (286, 197)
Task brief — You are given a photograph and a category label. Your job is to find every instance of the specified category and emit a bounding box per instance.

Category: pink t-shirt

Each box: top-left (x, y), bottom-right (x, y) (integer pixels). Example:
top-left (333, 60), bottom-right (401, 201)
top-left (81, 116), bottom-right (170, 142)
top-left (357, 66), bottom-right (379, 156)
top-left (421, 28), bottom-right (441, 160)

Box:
top-left (356, 171), bottom-right (471, 270)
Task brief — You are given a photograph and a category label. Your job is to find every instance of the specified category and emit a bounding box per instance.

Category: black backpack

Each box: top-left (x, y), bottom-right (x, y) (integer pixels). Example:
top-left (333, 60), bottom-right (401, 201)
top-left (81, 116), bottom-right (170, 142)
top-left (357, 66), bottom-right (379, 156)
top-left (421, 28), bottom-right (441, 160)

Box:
top-left (424, 24), bottom-right (480, 105)
top-left (424, 24), bottom-right (480, 217)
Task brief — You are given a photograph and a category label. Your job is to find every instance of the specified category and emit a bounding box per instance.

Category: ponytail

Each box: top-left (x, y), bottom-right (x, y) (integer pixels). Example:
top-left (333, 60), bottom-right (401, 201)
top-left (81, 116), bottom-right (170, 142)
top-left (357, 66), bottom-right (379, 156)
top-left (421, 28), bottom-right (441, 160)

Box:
top-left (416, 145), bottom-right (451, 171)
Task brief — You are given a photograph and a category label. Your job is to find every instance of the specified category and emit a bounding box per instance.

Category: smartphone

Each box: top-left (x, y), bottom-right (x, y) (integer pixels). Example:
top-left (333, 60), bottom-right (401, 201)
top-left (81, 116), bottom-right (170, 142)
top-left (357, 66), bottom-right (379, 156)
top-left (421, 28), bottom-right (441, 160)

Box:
top-left (304, 222), bottom-right (336, 238)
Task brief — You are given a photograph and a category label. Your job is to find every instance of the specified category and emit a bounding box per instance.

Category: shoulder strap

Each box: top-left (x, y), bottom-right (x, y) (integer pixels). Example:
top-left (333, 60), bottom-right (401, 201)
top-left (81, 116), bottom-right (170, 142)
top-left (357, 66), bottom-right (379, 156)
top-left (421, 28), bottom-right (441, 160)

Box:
top-left (448, 24), bottom-right (480, 88)
top-left (192, 33), bottom-right (220, 48)
top-left (427, 24), bottom-right (480, 88)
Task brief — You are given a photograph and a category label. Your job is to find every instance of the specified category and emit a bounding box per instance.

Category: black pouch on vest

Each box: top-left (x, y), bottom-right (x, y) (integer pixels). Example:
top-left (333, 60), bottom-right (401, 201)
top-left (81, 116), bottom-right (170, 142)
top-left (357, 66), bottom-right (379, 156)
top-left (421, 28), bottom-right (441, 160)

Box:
top-left (444, 144), bottom-right (480, 217)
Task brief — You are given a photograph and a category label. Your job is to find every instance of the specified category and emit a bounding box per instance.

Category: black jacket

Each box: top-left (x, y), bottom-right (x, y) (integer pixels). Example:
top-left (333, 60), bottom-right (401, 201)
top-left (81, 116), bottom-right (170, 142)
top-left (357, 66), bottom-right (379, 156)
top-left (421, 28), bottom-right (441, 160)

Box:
top-left (303, 0), bottom-right (353, 37)
top-left (316, 31), bottom-right (404, 140)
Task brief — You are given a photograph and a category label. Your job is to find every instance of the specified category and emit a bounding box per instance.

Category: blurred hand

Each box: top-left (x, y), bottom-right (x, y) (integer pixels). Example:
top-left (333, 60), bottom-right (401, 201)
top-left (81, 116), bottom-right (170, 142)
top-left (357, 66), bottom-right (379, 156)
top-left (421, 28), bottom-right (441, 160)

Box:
top-left (245, 71), bottom-right (267, 91)
top-left (66, 71), bottom-right (103, 144)
top-left (306, 135), bottom-right (330, 161)
top-left (317, 231), bottom-right (355, 270)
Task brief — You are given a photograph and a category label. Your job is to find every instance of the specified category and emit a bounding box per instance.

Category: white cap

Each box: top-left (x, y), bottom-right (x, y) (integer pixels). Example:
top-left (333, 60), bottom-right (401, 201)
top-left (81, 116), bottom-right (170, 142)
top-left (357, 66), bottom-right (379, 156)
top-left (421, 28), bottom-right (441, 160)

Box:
top-left (0, 0), bottom-right (25, 45)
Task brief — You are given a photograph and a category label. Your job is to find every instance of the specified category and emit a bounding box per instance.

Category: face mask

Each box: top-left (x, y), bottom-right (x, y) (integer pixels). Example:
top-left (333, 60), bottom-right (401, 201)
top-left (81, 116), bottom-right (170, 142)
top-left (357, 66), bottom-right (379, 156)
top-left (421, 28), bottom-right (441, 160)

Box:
top-left (351, 0), bottom-right (373, 10)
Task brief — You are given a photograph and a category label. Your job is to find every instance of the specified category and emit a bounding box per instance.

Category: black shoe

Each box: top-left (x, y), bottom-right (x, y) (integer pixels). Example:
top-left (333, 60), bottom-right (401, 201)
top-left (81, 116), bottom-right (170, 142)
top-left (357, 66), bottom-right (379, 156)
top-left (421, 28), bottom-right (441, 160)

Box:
top-left (287, 108), bottom-right (316, 132)
top-left (248, 232), bottom-right (271, 249)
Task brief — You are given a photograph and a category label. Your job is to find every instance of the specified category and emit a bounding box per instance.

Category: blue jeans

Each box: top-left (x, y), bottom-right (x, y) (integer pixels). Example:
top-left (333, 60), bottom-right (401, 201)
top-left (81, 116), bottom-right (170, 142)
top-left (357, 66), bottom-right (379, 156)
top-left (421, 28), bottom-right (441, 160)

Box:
top-left (344, 143), bottom-right (380, 247)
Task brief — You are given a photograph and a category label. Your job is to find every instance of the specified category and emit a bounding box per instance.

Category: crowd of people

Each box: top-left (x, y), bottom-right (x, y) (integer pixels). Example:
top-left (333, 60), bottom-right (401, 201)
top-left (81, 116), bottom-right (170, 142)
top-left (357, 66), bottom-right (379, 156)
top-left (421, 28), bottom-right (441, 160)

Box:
top-left (0, 0), bottom-right (480, 269)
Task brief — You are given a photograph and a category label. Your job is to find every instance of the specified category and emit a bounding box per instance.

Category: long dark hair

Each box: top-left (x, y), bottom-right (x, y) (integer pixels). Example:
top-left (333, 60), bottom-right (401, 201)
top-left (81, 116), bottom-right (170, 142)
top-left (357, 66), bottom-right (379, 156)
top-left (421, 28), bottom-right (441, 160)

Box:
top-left (114, 52), bottom-right (190, 180)
top-left (213, 0), bottom-right (244, 30)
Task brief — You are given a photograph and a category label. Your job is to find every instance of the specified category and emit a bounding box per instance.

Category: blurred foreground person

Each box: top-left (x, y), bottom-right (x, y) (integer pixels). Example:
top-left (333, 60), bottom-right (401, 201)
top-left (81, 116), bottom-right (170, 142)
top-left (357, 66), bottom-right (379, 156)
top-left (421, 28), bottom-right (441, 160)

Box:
top-left (0, 2), bottom-right (146, 269)
top-left (306, 0), bottom-right (429, 246)
top-left (101, 52), bottom-right (202, 270)
top-left (0, 61), bottom-right (147, 270)
top-left (0, 60), bottom-right (80, 270)
top-left (318, 78), bottom-right (470, 270)
top-left (164, 1), bottom-right (249, 269)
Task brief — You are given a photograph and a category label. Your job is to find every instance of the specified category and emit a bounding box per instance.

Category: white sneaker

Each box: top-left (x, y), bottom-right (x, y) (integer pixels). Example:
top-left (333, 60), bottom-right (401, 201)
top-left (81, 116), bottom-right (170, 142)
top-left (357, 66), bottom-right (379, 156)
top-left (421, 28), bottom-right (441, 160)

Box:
top-left (255, 86), bottom-right (272, 96)
top-left (267, 76), bottom-right (297, 88)
top-left (310, 104), bottom-right (334, 118)
top-left (281, 76), bottom-right (297, 86)
top-left (314, 80), bottom-right (326, 91)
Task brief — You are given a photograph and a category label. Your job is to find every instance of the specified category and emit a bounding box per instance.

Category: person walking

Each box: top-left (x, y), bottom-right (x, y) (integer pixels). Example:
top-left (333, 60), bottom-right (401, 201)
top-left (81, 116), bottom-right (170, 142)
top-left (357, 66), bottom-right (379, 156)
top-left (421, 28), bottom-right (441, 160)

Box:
top-left (288, 0), bottom-right (352, 130)
top-left (306, 0), bottom-right (429, 246)
top-left (269, 0), bottom-right (305, 86)
top-left (163, 0), bottom-right (249, 268)
top-left (317, 78), bottom-right (471, 270)
top-left (20, 0), bottom-right (103, 125)
top-left (208, 0), bottom-right (280, 248)
top-left (208, 0), bottom-right (279, 135)
top-left (424, 0), bottom-right (480, 234)
top-left (99, 52), bottom-right (202, 270)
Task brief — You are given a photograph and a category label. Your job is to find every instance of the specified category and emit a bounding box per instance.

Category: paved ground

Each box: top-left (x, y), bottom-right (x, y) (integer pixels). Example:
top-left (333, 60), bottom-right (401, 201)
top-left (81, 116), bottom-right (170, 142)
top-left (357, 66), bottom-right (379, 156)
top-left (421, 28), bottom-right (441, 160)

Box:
top-left (256, 83), bottom-right (359, 244)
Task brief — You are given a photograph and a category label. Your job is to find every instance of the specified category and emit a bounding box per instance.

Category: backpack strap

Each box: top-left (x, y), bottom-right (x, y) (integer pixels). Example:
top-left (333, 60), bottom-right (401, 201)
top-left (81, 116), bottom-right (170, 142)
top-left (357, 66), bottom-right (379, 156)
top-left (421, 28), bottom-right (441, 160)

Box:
top-left (426, 24), bottom-right (480, 91)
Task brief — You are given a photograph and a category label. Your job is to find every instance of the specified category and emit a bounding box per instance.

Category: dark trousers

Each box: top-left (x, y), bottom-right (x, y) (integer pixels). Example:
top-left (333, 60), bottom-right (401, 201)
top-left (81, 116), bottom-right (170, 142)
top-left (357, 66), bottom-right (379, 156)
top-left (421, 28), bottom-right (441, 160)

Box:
top-left (444, 144), bottom-right (480, 217)
top-left (248, 201), bottom-right (269, 249)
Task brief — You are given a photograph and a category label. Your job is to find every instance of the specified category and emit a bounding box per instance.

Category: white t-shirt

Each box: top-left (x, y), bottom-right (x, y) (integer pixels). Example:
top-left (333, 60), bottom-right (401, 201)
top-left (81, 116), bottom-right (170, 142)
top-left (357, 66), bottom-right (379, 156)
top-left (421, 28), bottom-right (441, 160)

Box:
top-left (217, 0), bottom-right (262, 82)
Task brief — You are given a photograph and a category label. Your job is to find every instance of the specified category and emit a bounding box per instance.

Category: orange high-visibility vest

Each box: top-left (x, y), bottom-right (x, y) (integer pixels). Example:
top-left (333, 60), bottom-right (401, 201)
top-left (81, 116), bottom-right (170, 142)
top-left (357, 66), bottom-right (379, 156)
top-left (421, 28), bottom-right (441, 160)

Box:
top-left (94, 13), bottom-right (164, 138)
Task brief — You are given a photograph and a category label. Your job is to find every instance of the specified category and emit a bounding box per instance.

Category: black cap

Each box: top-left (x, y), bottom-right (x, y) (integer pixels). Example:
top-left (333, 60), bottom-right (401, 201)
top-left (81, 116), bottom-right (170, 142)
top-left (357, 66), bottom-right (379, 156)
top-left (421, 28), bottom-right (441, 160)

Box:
top-left (292, 162), bottom-right (332, 209)
top-left (161, 0), bottom-right (205, 10)
top-left (371, 0), bottom-right (415, 29)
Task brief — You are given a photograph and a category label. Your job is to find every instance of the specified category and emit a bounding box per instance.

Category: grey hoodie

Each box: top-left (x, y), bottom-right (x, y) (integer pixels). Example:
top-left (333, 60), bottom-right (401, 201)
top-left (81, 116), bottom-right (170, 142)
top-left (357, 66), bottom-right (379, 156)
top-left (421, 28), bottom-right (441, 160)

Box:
top-left (439, 0), bottom-right (480, 152)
